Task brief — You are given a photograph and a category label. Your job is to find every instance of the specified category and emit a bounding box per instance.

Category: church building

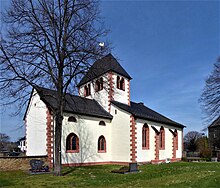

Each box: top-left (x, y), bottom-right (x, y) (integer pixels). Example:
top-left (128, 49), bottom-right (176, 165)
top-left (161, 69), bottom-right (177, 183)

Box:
top-left (24, 53), bottom-right (185, 166)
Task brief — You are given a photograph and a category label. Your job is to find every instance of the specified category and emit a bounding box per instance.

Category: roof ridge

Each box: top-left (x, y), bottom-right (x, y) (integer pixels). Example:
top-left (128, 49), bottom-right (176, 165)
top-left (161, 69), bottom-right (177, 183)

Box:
top-left (78, 53), bottom-right (132, 86)
top-left (28, 86), bottom-right (113, 119)
top-left (131, 101), bottom-right (180, 124)
top-left (111, 100), bottom-right (185, 128)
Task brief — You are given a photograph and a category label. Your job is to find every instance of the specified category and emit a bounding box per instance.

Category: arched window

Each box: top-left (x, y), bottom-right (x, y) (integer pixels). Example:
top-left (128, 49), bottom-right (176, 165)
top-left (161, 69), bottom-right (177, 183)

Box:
top-left (117, 76), bottom-right (120, 89)
top-left (87, 84), bottom-right (91, 96)
top-left (99, 121), bottom-right (106, 126)
top-left (84, 85), bottom-right (88, 97)
top-left (95, 80), bottom-right (100, 92)
top-left (159, 126), bottom-right (165, 150)
top-left (68, 116), bottom-right (77, 122)
top-left (98, 135), bottom-right (106, 153)
top-left (84, 84), bottom-right (91, 97)
top-left (100, 77), bottom-right (103, 90)
top-left (95, 78), bottom-right (103, 92)
top-left (174, 129), bottom-right (178, 150)
top-left (66, 133), bottom-right (79, 152)
top-left (120, 78), bottom-right (125, 91)
top-left (142, 123), bottom-right (150, 149)
top-left (117, 76), bottom-right (125, 91)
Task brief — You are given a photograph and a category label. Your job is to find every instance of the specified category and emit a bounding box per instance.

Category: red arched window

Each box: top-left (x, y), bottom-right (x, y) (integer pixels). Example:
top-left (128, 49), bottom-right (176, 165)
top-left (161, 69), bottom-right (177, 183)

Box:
top-left (66, 133), bottom-right (79, 153)
top-left (117, 76), bottom-right (120, 89)
top-left (159, 127), bottom-right (165, 150)
top-left (142, 123), bottom-right (150, 149)
top-left (98, 135), bottom-right (106, 153)
top-left (174, 129), bottom-right (178, 150)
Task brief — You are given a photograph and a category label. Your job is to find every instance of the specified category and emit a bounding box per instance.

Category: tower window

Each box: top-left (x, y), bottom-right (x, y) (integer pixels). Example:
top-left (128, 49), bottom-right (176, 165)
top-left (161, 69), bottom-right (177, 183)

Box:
top-left (84, 84), bottom-right (91, 96)
top-left (120, 78), bottom-right (125, 91)
top-left (100, 77), bottom-right (103, 90)
top-left (117, 76), bottom-right (125, 91)
top-left (95, 77), bottom-right (104, 92)
top-left (117, 76), bottom-right (120, 89)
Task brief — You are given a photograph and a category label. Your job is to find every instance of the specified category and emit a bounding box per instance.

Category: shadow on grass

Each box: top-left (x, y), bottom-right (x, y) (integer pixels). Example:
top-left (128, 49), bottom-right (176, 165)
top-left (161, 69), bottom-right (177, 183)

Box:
top-left (62, 167), bottom-right (77, 176)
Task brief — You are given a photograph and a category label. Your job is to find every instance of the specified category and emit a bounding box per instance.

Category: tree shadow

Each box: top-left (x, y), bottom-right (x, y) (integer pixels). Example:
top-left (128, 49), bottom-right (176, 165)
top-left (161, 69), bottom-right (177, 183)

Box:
top-left (61, 117), bottom-right (100, 169)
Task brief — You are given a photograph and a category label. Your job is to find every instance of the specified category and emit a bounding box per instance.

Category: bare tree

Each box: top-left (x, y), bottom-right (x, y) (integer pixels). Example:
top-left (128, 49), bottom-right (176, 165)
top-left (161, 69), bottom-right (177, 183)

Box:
top-left (200, 58), bottom-right (220, 124)
top-left (184, 131), bottom-right (203, 152)
top-left (0, 133), bottom-right (10, 151)
top-left (0, 0), bottom-right (110, 176)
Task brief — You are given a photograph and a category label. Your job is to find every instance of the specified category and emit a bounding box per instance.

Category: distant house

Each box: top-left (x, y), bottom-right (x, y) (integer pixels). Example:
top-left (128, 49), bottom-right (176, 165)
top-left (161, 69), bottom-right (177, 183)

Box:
top-left (24, 53), bottom-right (185, 167)
top-left (18, 136), bottom-right (26, 152)
top-left (208, 116), bottom-right (220, 154)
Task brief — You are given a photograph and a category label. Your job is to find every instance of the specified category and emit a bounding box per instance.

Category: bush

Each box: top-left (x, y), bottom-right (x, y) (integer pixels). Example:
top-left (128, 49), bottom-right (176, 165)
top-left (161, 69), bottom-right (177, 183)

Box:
top-left (200, 148), bottom-right (212, 159)
top-left (182, 157), bottom-right (187, 162)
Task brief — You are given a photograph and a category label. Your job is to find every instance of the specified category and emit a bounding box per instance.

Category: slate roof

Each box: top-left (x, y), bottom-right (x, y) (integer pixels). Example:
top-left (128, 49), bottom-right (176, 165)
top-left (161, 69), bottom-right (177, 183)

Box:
top-left (30, 87), bottom-right (113, 119)
top-left (78, 53), bottom-right (132, 86)
top-left (208, 116), bottom-right (220, 128)
top-left (111, 101), bottom-right (185, 128)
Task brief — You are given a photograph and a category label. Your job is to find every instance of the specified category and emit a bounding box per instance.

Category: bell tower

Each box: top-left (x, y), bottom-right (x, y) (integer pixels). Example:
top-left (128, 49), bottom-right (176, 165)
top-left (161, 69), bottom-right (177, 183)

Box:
top-left (78, 54), bottom-right (132, 112)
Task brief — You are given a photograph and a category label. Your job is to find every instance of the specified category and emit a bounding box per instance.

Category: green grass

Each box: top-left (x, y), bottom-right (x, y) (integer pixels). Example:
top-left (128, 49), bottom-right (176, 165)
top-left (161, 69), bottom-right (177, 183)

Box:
top-left (0, 162), bottom-right (220, 187)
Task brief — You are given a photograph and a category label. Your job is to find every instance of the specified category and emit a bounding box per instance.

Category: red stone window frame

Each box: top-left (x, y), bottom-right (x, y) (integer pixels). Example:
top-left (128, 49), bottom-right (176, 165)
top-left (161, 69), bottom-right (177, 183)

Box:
top-left (142, 123), bottom-right (150, 150)
top-left (66, 133), bottom-right (79, 153)
top-left (159, 126), bottom-right (165, 150)
top-left (98, 135), bottom-right (106, 153)
top-left (174, 129), bottom-right (178, 150)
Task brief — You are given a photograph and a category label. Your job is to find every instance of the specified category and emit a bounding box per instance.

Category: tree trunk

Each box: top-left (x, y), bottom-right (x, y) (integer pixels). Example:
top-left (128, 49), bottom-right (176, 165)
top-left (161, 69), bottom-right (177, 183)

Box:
top-left (53, 82), bottom-right (64, 176)
top-left (54, 113), bottom-right (62, 176)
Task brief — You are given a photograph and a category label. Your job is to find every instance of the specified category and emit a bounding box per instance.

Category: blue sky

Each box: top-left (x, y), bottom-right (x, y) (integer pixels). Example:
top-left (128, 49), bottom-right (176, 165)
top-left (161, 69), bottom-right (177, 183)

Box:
top-left (0, 0), bottom-right (219, 141)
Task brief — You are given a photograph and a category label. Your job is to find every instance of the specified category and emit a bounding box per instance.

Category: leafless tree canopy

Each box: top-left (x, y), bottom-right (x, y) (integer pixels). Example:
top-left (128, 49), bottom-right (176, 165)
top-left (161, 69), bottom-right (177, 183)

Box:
top-left (200, 58), bottom-right (220, 123)
top-left (0, 0), bottom-right (110, 175)
top-left (0, 0), bottom-right (110, 114)
top-left (184, 131), bottom-right (203, 152)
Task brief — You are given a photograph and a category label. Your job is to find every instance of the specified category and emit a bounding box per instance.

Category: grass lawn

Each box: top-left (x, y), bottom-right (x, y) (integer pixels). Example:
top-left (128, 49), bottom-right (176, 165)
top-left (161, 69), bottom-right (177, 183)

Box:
top-left (0, 162), bottom-right (220, 187)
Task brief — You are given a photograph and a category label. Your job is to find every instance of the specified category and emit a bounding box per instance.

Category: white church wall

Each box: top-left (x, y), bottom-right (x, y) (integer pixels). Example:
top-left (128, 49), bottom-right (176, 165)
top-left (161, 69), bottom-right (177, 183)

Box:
top-left (110, 104), bottom-right (131, 162)
top-left (61, 113), bottom-right (112, 164)
top-left (136, 119), bottom-right (182, 162)
top-left (136, 119), bottom-right (155, 162)
top-left (26, 91), bottom-right (47, 156)
top-left (150, 123), bottom-right (173, 160)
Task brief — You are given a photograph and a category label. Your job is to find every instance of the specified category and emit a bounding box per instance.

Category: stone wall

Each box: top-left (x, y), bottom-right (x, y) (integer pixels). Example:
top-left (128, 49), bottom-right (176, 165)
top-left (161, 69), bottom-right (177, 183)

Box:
top-left (0, 156), bottom-right (48, 171)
